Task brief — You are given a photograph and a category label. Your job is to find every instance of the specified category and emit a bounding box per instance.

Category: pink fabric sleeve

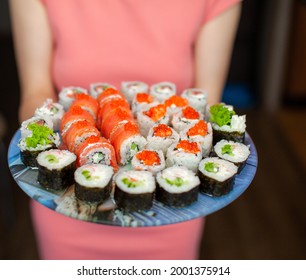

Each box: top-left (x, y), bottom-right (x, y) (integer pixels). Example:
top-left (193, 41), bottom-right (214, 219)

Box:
top-left (202, 0), bottom-right (242, 25)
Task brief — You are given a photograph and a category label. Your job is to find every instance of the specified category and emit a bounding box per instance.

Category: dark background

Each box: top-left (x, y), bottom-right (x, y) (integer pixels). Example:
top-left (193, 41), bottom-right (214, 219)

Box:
top-left (1, 0), bottom-right (306, 259)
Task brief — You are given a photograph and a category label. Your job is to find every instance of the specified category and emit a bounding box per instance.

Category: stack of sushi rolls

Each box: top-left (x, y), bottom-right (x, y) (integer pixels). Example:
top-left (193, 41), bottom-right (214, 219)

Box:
top-left (150, 81), bottom-right (176, 103)
top-left (114, 170), bottom-right (156, 211)
top-left (34, 99), bottom-right (64, 131)
top-left (89, 82), bottom-right (116, 99)
top-left (213, 139), bottom-right (250, 173)
top-left (207, 103), bottom-right (246, 145)
top-left (37, 149), bottom-right (77, 191)
top-left (74, 164), bottom-right (114, 204)
top-left (181, 88), bottom-right (208, 114)
top-left (58, 86), bottom-right (88, 111)
top-left (131, 92), bottom-right (159, 116)
top-left (166, 140), bottom-right (202, 173)
top-left (146, 124), bottom-right (179, 155)
top-left (171, 105), bottom-right (203, 132)
top-left (131, 149), bottom-right (165, 175)
top-left (156, 166), bottom-right (200, 207)
top-left (121, 81), bottom-right (149, 104)
top-left (180, 120), bottom-right (213, 157)
top-left (137, 103), bottom-right (170, 137)
top-left (18, 116), bottom-right (60, 167)
top-left (198, 157), bottom-right (238, 197)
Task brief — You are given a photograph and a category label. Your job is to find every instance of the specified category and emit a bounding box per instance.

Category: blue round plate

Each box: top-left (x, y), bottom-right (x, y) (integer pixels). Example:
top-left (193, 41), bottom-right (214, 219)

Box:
top-left (8, 130), bottom-right (257, 227)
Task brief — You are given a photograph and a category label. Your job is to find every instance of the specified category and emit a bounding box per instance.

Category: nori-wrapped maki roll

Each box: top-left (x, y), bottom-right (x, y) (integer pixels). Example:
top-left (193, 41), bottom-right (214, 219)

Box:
top-left (114, 170), bottom-right (155, 212)
top-left (213, 140), bottom-right (250, 173)
top-left (207, 104), bottom-right (246, 144)
top-left (156, 166), bottom-right (200, 207)
top-left (18, 122), bottom-right (60, 167)
top-left (74, 164), bottom-right (114, 204)
top-left (198, 157), bottom-right (238, 197)
top-left (37, 149), bottom-right (76, 191)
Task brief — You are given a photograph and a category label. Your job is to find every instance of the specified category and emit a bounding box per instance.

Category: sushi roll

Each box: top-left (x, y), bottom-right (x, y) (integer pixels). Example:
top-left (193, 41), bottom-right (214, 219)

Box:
top-left (181, 88), bottom-right (208, 114)
top-left (150, 81), bottom-right (176, 103)
top-left (121, 81), bottom-right (149, 103)
top-left (89, 82), bottom-right (116, 99)
top-left (213, 140), bottom-right (250, 173)
top-left (131, 149), bottom-right (165, 174)
top-left (109, 121), bottom-right (147, 165)
top-left (58, 86), bottom-right (88, 111)
top-left (131, 92), bottom-right (158, 116)
top-left (20, 115), bottom-right (54, 138)
top-left (74, 164), bottom-right (114, 204)
top-left (37, 149), bottom-right (76, 191)
top-left (172, 106), bottom-right (203, 132)
top-left (146, 124), bottom-right (179, 155)
top-left (71, 93), bottom-right (99, 120)
top-left (114, 170), bottom-right (156, 212)
top-left (180, 120), bottom-right (213, 157)
top-left (137, 104), bottom-right (169, 137)
top-left (156, 166), bottom-right (200, 207)
top-left (18, 122), bottom-right (60, 167)
top-left (164, 95), bottom-right (188, 117)
top-left (166, 140), bottom-right (202, 173)
top-left (198, 157), bottom-right (238, 197)
top-left (34, 99), bottom-right (64, 131)
top-left (74, 135), bottom-right (118, 171)
top-left (96, 88), bottom-right (125, 108)
top-left (207, 103), bottom-right (246, 144)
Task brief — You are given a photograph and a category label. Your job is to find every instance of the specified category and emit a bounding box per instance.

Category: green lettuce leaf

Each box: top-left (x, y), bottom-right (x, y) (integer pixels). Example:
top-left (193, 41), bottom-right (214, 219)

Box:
top-left (209, 104), bottom-right (236, 127)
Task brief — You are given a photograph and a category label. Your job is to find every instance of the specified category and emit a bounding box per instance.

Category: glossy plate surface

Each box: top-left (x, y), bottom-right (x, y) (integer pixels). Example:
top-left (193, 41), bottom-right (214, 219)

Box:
top-left (8, 130), bottom-right (257, 227)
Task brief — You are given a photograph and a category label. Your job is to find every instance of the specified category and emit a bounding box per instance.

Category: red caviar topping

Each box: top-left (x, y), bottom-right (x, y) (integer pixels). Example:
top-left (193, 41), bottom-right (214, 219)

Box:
top-left (187, 120), bottom-right (208, 137)
top-left (136, 93), bottom-right (154, 103)
top-left (136, 150), bottom-right (161, 166)
top-left (176, 140), bottom-right (200, 154)
top-left (182, 106), bottom-right (200, 119)
top-left (165, 95), bottom-right (188, 108)
top-left (153, 124), bottom-right (172, 137)
top-left (144, 104), bottom-right (166, 122)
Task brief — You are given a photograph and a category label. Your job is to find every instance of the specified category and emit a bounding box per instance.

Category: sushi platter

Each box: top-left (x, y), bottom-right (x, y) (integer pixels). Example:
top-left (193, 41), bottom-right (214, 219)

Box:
top-left (8, 82), bottom-right (258, 227)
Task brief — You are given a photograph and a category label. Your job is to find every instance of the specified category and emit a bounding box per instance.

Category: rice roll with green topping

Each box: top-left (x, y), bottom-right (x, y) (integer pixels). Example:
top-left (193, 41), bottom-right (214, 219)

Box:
top-left (198, 157), bottom-right (238, 197)
top-left (74, 164), bottom-right (114, 204)
top-left (114, 170), bottom-right (156, 212)
top-left (20, 116), bottom-right (54, 138)
top-left (156, 166), bottom-right (200, 207)
top-left (18, 122), bottom-right (60, 167)
top-left (208, 103), bottom-right (246, 144)
top-left (37, 149), bottom-right (76, 191)
top-left (213, 140), bottom-right (250, 173)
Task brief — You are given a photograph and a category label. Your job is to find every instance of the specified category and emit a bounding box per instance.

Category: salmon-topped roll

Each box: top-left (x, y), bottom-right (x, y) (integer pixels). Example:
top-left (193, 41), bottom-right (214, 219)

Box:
top-left (71, 93), bottom-right (99, 120)
top-left (74, 135), bottom-right (118, 170)
top-left (63, 120), bottom-right (100, 152)
top-left (96, 87), bottom-right (125, 108)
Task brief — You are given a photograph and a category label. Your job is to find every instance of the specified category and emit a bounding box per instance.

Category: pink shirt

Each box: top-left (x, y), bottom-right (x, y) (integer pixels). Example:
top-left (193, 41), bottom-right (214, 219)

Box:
top-left (34, 0), bottom-right (241, 260)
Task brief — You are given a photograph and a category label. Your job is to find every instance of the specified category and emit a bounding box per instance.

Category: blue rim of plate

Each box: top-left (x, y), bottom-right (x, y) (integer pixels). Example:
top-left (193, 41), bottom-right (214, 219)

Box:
top-left (8, 129), bottom-right (257, 227)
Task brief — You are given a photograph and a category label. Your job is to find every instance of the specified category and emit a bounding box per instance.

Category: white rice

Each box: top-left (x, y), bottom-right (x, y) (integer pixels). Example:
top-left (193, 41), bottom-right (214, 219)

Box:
top-left (156, 166), bottom-right (200, 194)
top-left (211, 114), bottom-right (246, 133)
top-left (37, 149), bottom-right (76, 170)
top-left (74, 164), bottom-right (114, 188)
top-left (198, 157), bottom-right (238, 182)
top-left (34, 99), bottom-right (64, 131)
top-left (20, 116), bottom-right (54, 138)
top-left (18, 132), bottom-right (60, 152)
top-left (121, 81), bottom-right (149, 103)
top-left (213, 140), bottom-right (250, 163)
top-left (150, 81), bottom-right (176, 103)
top-left (58, 86), bottom-right (88, 111)
top-left (181, 88), bottom-right (208, 114)
top-left (115, 170), bottom-right (156, 194)
top-left (171, 107), bottom-right (203, 132)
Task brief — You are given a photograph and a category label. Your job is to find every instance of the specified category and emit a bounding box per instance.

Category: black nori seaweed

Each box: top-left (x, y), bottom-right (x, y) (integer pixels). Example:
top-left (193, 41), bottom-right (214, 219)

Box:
top-left (212, 129), bottom-right (245, 145)
top-left (198, 170), bottom-right (235, 197)
top-left (75, 181), bottom-right (112, 204)
top-left (156, 184), bottom-right (199, 207)
top-left (37, 161), bottom-right (76, 191)
top-left (20, 147), bottom-right (53, 168)
top-left (114, 186), bottom-right (154, 212)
